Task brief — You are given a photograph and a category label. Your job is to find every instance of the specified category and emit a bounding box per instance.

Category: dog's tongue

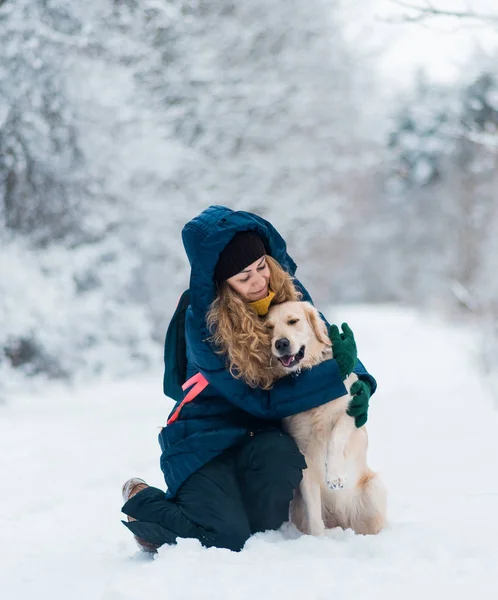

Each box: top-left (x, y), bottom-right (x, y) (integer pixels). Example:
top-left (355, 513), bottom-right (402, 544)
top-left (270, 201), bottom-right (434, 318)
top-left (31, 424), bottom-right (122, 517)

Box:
top-left (281, 355), bottom-right (294, 367)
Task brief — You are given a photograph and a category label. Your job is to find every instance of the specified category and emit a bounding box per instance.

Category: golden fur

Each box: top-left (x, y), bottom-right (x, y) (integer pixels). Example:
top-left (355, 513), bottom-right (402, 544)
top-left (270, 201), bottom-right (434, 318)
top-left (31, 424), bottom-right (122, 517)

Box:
top-left (206, 256), bottom-right (301, 389)
top-left (265, 301), bottom-right (387, 536)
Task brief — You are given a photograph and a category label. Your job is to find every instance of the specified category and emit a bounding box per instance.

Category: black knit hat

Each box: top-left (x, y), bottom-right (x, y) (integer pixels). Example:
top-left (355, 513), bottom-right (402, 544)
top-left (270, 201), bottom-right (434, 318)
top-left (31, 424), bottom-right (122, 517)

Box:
top-left (214, 231), bottom-right (267, 283)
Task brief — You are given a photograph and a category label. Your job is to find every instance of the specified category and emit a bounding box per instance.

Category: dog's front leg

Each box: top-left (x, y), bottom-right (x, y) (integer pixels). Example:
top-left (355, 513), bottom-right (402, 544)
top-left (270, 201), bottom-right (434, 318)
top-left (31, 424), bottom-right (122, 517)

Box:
top-left (300, 467), bottom-right (325, 536)
top-left (325, 412), bottom-right (356, 490)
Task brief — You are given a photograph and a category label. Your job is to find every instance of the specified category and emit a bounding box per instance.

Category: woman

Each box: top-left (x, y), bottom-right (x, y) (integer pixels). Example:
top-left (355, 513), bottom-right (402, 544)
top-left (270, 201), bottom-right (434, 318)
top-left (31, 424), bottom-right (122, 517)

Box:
top-left (121, 205), bottom-right (376, 553)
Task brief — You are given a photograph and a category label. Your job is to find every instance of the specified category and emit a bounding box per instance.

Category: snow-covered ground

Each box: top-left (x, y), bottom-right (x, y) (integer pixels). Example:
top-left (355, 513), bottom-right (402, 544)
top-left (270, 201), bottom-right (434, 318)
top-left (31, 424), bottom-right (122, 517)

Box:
top-left (2, 306), bottom-right (497, 599)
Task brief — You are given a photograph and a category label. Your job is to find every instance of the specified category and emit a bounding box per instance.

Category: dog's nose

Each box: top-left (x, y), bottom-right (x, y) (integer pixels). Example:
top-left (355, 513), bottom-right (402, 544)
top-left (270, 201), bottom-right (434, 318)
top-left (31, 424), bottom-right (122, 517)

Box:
top-left (275, 338), bottom-right (290, 353)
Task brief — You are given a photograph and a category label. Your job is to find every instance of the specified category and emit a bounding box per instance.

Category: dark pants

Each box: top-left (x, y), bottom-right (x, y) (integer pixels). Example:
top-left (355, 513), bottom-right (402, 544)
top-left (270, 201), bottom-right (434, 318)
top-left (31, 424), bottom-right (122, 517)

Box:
top-left (122, 430), bottom-right (306, 552)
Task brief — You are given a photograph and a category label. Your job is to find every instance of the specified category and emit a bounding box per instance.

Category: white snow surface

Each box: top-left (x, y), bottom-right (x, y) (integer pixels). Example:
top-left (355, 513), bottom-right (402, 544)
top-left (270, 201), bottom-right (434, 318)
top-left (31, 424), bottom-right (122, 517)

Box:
top-left (2, 305), bottom-right (497, 599)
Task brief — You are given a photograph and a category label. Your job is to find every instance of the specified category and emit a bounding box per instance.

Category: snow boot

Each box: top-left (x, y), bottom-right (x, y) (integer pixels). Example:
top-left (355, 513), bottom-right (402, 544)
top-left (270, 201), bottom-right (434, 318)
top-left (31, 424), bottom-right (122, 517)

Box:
top-left (121, 478), bottom-right (160, 554)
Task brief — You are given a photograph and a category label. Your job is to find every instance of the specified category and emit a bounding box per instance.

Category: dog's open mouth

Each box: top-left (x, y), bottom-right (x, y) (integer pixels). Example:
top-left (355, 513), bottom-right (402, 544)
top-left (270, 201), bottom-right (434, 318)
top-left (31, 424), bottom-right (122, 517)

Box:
top-left (277, 346), bottom-right (305, 368)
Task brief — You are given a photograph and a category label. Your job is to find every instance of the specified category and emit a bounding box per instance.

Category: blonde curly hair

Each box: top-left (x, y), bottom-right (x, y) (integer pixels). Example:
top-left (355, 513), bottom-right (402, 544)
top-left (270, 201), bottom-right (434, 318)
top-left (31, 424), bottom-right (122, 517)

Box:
top-left (206, 255), bottom-right (302, 390)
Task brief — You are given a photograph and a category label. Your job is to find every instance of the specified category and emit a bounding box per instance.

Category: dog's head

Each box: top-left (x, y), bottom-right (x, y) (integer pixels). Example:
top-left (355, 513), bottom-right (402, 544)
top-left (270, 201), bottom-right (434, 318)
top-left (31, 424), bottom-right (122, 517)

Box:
top-left (265, 301), bottom-right (331, 375)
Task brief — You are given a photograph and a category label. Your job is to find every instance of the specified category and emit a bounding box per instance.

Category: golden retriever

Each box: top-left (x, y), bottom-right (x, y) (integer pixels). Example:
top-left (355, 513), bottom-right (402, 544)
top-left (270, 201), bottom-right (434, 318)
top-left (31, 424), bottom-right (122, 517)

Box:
top-left (264, 301), bottom-right (387, 536)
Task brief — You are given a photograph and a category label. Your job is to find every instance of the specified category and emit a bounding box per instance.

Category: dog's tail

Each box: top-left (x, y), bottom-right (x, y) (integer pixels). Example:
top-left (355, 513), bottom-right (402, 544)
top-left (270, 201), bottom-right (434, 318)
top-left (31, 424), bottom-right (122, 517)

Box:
top-left (348, 470), bottom-right (387, 535)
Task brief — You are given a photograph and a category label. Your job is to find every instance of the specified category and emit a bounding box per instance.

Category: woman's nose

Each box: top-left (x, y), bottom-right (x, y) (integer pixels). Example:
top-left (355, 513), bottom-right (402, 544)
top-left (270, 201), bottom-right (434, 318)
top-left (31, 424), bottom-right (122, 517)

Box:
top-left (254, 273), bottom-right (265, 287)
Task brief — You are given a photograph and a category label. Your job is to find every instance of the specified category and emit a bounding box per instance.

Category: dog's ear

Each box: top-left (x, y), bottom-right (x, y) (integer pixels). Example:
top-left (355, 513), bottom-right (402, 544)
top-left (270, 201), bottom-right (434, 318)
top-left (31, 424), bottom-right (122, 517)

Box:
top-left (304, 303), bottom-right (331, 346)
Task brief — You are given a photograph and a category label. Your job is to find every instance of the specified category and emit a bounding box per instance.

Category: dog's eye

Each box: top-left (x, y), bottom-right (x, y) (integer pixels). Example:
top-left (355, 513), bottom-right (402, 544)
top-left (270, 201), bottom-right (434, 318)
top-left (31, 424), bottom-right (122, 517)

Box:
top-left (288, 319), bottom-right (299, 325)
top-left (265, 323), bottom-right (274, 330)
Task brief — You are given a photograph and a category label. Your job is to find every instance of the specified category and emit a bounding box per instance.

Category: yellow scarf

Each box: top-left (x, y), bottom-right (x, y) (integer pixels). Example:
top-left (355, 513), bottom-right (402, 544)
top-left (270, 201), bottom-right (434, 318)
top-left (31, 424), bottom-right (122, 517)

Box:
top-left (248, 290), bottom-right (276, 316)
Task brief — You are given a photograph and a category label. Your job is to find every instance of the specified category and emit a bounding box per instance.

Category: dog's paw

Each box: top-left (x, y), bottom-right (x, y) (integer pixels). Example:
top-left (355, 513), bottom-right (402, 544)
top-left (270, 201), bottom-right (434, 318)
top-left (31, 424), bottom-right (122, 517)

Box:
top-left (326, 474), bottom-right (347, 490)
top-left (308, 520), bottom-right (326, 536)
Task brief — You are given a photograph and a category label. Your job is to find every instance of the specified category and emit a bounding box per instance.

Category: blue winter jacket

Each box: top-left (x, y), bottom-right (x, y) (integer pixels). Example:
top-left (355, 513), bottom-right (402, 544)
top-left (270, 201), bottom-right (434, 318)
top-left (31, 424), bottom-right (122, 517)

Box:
top-left (158, 205), bottom-right (377, 497)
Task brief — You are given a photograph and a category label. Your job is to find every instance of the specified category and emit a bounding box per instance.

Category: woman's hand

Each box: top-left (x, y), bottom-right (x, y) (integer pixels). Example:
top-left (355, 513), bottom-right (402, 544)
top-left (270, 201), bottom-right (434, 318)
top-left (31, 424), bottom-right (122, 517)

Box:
top-left (328, 323), bottom-right (357, 380)
top-left (347, 380), bottom-right (371, 428)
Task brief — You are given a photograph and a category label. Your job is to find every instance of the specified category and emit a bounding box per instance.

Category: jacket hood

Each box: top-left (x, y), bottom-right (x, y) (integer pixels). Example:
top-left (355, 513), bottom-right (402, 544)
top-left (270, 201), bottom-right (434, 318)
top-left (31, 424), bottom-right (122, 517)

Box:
top-left (182, 205), bottom-right (298, 322)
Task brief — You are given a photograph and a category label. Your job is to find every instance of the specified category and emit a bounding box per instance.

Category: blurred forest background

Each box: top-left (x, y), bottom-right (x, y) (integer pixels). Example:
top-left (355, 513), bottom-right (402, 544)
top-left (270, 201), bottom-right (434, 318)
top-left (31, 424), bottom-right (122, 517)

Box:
top-left (1, 0), bottom-right (497, 398)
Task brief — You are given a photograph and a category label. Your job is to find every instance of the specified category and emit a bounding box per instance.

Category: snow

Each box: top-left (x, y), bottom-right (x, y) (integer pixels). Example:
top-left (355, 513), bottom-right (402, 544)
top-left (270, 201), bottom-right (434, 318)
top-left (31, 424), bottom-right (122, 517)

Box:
top-left (2, 305), bottom-right (498, 599)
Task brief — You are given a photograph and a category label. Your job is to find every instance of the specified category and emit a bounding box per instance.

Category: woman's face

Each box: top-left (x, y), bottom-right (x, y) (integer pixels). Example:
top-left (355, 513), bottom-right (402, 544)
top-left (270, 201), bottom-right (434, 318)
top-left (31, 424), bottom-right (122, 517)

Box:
top-left (226, 255), bottom-right (270, 302)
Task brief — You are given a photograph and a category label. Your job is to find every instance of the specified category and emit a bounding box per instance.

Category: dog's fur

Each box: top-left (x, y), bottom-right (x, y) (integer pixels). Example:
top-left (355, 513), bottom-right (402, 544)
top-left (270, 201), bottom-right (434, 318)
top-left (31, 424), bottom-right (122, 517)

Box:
top-left (264, 301), bottom-right (387, 536)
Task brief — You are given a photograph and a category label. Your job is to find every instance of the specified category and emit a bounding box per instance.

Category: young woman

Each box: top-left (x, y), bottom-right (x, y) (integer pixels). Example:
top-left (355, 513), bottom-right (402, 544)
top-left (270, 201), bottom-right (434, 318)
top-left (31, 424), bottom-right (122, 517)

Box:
top-left (121, 205), bottom-right (376, 553)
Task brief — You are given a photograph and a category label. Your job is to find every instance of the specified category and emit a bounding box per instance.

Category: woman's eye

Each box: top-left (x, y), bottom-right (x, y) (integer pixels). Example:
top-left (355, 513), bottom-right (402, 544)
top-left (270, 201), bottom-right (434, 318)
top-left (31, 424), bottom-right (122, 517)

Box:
top-left (257, 265), bottom-right (266, 271)
top-left (288, 319), bottom-right (299, 325)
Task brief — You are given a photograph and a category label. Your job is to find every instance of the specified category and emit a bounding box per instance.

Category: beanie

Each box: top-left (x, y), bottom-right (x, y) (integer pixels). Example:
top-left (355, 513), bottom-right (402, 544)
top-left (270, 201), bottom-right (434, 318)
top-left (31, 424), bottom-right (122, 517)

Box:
top-left (214, 231), bottom-right (267, 283)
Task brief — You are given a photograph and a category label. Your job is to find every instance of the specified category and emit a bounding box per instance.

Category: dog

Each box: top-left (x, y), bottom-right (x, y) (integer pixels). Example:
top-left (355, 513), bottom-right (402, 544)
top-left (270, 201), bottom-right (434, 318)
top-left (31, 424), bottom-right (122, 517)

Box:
top-left (264, 301), bottom-right (387, 536)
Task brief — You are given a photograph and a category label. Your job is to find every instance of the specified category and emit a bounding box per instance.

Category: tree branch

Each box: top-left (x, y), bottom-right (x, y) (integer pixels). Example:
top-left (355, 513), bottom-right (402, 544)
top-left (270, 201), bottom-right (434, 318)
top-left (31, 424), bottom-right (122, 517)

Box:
top-left (390, 0), bottom-right (498, 23)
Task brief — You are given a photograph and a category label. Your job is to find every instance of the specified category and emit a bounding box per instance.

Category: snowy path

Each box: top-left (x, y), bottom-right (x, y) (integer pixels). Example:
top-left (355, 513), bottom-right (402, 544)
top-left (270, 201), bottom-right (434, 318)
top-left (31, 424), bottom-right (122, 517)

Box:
top-left (2, 306), bottom-right (497, 600)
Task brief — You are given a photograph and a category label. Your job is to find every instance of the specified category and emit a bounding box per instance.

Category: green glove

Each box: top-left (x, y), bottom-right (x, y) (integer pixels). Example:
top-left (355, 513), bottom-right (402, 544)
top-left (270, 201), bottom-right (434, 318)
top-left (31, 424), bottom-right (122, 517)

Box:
top-left (347, 379), bottom-right (371, 428)
top-left (328, 322), bottom-right (357, 380)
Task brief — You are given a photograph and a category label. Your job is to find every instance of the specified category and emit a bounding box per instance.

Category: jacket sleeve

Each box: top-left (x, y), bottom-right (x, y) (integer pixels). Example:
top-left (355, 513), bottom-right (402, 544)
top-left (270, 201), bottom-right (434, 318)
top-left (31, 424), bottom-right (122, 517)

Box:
top-left (185, 309), bottom-right (376, 420)
top-left (354, 359), bottom-right (377, 395)
top-left (185, 310), bottom-right (350, 419)
top-left (195, 357), bottom-right (348, 420)
top-left (196, 356), bottom-right (376, 420)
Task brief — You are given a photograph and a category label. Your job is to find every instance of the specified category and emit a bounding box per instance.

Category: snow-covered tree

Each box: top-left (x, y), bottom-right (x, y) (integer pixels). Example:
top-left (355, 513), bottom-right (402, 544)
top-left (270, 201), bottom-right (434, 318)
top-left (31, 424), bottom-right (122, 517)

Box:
top-left (0, 0), bottom-right (93, 243)
top-left (378, 68), bottom-right (498, 309)
top-left (1, 0), bottom-right (381, 393)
